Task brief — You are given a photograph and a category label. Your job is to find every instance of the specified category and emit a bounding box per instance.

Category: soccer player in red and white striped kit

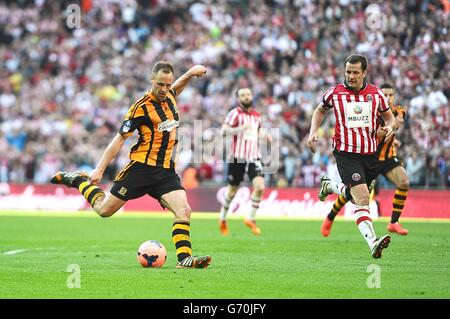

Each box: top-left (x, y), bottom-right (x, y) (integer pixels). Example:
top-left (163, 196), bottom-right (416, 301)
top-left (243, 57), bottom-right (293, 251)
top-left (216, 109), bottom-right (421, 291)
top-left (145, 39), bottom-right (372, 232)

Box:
top-left (307, 54), bottom-right (397, 259)
top-left (219, 88), bottom-right (266, 236)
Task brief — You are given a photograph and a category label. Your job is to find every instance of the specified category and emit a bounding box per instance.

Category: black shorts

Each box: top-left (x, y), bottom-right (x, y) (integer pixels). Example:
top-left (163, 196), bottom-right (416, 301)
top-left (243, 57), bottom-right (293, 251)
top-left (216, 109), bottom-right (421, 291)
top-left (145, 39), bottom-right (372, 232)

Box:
top-left (110, 161), bottom-right (184, 201)
top-left (333, 150), bottom-right (379, 189)
top-left (379, 156), bottom-right (404, 177)
top-left (227, 159), bottom-right (263, 186)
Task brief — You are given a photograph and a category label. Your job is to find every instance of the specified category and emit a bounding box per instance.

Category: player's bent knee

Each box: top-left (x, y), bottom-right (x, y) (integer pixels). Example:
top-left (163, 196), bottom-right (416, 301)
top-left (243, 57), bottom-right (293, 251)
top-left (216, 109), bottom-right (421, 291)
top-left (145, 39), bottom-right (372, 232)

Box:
top-left (228, 191), bottom-right (237, 198)
top-left (175, 205), bottom-right (192, 221)
top-left (99, 211), bottom-right (111, 218)
top-left (229, 186), bottom-right (239, 195)
top-left (97, 203), bottom-right (120, 218)
top-left (98, 208), bottom-right (116, 218)
top-left (398, 178), bottom-right (409, 190)
top-left (95, 193), bottom-right (125, 218)
top-left (253, 186), bottom-right (265, 196)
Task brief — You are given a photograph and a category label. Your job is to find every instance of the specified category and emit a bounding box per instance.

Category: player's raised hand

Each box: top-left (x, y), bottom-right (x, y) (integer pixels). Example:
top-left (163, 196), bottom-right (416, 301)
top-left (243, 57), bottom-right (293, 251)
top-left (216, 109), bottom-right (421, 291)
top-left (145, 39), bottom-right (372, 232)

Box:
top-left (89, 168), bottom-right (103, 185)
top-left (189, 65), bottom-right (207, 78)
top-left (307, 133), bottom-right (318, 153)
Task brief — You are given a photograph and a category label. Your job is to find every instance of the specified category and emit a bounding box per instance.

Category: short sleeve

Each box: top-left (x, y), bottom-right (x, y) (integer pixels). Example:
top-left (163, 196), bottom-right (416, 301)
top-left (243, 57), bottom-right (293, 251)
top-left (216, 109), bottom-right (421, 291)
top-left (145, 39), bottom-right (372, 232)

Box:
top-left (118, 103), bottom-right (146, 137)
top-left (377, 89), bottom-right (390, 112)
top-left (224, 108), bottom-right (239, 127)
top-left (320, 86), bottom-right (335, 110)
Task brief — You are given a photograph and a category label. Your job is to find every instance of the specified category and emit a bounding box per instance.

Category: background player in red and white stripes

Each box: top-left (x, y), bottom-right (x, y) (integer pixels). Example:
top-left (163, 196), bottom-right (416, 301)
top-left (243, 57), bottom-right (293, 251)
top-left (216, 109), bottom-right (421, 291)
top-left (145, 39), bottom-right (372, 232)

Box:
top-left (223, 95), bottom-right (262, 162)
top-left (307, 54), bottom-right (397, 259)
top-left (219, 88), bottom-right (265, 236)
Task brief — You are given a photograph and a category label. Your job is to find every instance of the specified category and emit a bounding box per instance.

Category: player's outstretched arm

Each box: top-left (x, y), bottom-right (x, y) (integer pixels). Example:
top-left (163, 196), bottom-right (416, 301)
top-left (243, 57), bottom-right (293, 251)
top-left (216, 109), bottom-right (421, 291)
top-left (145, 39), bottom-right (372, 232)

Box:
top-left (90, 133), bottom-right (128, 184)
top-left (171, 65), bottom-right (207, 97)
top-left (307, 104), bottom-right (328, 153)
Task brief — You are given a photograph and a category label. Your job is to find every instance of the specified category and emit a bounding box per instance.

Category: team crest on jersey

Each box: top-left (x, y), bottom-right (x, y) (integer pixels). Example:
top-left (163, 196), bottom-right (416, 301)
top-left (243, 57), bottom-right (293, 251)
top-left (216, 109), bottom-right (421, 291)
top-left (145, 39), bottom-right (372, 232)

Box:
top-left (352, 173), bottom-right (361, 182)
top-left (118, 187), bottom-right (128, 196)
top-left (366, 94), bottom-right (373, 102)
top-left (353, 104), bottom-right (363, 115)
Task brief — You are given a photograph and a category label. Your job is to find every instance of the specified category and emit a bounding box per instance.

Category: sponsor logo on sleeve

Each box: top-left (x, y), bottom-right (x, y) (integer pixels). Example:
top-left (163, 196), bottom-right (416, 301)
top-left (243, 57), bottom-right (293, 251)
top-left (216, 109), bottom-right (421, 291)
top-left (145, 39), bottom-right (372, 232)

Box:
top-left (122, 120), bottom-right (131, 133)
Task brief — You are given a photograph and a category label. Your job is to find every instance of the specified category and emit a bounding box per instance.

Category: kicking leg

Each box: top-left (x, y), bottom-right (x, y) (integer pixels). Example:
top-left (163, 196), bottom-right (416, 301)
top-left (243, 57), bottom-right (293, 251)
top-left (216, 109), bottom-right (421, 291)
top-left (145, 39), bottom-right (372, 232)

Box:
top-left (51, 171), bottom-right (125, 217)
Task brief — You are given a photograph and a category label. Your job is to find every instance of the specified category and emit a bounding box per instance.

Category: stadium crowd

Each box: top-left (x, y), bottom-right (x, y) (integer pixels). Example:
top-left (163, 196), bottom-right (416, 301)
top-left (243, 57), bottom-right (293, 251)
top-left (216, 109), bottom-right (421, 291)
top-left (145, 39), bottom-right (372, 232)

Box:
top-left (0, 0), bottom-right (449, 188)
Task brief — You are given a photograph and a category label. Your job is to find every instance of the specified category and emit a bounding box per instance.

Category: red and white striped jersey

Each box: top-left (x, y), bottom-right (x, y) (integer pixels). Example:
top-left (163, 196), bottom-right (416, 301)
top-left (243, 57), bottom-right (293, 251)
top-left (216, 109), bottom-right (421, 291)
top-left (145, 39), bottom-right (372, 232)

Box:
top-left (224, 106), bottom-right (261, 162)
top-left (320, 82), bottom-right (390, 154)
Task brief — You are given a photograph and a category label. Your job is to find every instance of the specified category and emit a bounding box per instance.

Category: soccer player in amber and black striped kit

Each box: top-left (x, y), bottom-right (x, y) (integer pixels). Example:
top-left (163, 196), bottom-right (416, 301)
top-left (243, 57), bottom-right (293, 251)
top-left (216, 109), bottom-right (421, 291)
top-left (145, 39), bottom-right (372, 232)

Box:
top-left (51, 61), bottom-right (211, 268)
top-left (321, 83), bottom-right (410, 237)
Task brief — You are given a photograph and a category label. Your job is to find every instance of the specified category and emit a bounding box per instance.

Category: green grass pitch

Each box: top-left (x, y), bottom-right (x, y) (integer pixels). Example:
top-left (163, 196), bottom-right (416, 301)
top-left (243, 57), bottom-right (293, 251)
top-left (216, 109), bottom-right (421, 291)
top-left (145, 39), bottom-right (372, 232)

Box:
top-left (0, 212), bottom-right (449, 299)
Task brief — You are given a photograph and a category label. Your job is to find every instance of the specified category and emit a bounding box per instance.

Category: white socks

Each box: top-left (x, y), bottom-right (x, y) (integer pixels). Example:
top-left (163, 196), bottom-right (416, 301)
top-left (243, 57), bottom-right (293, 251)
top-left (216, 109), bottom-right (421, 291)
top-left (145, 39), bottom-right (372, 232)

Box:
top-left (247, 195), bottom-right (261, 221)
top-left (354, 205), bottom-right (377, 248)
top-left (220, 192), bottom-right (262, 221)
top-left (219, 193), bottom-right (233, 221)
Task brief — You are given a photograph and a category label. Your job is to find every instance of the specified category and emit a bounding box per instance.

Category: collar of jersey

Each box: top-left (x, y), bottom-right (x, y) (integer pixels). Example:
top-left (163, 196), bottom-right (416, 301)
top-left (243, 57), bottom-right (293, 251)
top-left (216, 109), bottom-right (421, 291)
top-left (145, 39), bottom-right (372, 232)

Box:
top-left (343, 79), bottom-right (368, 94)
top-left (148, 92), bottom-right (169, 107)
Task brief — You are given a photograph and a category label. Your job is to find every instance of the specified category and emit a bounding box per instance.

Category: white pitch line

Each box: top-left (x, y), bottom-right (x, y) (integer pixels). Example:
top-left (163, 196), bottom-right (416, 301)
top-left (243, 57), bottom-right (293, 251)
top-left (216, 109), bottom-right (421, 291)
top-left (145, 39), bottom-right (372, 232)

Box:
top-left (2, 249), bottom-right (27, 255)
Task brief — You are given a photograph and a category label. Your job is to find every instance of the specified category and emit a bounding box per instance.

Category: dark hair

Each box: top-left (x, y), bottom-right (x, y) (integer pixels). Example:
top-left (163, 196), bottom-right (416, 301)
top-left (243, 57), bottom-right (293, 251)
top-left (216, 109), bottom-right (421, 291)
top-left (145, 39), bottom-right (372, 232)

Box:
top-left (344, 54), bottom-right (368, 71)
top-left (380, 83), bottom-right (394, 90)
top-left (151, 61), bottom-right (174, 77)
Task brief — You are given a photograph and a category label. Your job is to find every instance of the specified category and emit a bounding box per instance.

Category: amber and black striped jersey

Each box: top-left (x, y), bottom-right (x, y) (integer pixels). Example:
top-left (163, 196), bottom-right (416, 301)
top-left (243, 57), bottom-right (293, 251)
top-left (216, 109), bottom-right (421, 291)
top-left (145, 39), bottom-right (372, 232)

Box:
top-left (119, 88), bottom-right (180, 170)
top-left (377, 105), bottom-right (406, 161)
